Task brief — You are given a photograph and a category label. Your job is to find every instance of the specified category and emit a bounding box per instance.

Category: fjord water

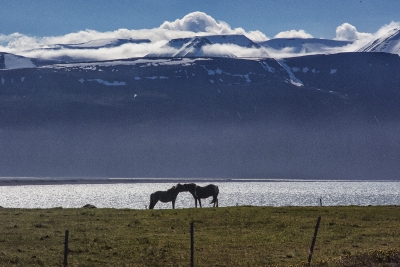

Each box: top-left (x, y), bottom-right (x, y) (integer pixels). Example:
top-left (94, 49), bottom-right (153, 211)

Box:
top-left (0, 180), bottom-right (398, 209)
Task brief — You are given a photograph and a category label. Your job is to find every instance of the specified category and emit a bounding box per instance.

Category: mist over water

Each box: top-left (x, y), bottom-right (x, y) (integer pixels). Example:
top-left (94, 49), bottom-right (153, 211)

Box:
top-left (0, 181), bottom-right (398, 209)
top-left (0, 118), bottom-right (399, 180)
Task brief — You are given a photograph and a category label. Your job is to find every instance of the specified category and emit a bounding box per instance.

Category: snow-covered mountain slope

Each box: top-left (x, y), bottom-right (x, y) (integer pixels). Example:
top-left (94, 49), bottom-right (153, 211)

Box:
top-left (173, 37), bottom-right (237, 57)
top-left (0, 53), bottom-right (35, 69)
top-left (46, 38), bottom-right (151, 50)
top-left (205, 34), bottom-right (261, 48)
top-left (258, 38), bottom-right (351, 54)
top-left (147, 34), bottom-right (264, 58)
top-left (0, 52), bottom-right (64, 69)
top-left (358, 27), bottom-right (400, 54)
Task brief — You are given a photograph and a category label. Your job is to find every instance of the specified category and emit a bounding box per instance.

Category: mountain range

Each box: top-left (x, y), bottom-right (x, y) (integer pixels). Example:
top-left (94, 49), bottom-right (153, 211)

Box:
top-left (1, 28), bottom-right (400, 180)
top-left (257, 38), bottom-right (351, 54)
top-left (146, 34), bottom-right (263, 58)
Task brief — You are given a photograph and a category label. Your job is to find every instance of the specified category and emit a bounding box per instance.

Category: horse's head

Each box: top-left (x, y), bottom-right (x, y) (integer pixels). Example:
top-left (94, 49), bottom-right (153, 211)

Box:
top-left (175, 183), bottom-right (185, 192)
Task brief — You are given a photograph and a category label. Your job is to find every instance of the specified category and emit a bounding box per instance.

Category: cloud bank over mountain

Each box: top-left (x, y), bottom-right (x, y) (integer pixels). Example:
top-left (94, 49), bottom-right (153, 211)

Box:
top-left (335, 23), bottom-right (373, 41)
top-left (160, 11), bottom-right (268, 42)
top-left (274, 29), bottom-right (313, 39)
top-left (1, 12), bottom-right (399, 60)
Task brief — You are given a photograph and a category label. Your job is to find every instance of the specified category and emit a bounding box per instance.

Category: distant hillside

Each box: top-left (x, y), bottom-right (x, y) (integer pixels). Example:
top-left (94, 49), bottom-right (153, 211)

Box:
top-left (1, 53), bottom-right (400, 179)
top-left (258, 38), bottom-right (351, 54)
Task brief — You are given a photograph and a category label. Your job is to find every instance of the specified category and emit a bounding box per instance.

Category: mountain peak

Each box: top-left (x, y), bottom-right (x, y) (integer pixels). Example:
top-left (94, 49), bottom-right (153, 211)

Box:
top-left (147, 34), bottom-right (263, 58)
top-left (358, 27), bottom-right (400, 54)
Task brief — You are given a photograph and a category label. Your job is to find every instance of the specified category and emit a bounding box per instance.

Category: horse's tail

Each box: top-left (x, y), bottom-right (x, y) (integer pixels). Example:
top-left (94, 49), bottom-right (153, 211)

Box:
top-left (210, 185), bottom-right (219, 205)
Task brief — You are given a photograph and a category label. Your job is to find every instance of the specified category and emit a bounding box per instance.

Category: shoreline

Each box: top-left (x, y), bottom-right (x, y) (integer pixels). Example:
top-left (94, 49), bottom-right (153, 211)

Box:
top-left (0, 177), bottom-right (399, 186)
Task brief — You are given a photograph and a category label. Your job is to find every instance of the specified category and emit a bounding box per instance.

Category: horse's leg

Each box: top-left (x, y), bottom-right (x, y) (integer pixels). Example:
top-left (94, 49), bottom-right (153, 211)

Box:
top-left (150, 199), bottom-right (157, 209)
top-left (212, 196), bottom-right (218, 207)
top-left (194, 197), bottom-right (198, 208)
top-left (149, 194), bottom-right (155, 209)
top-left (198, 198), bottom-right (202, 208)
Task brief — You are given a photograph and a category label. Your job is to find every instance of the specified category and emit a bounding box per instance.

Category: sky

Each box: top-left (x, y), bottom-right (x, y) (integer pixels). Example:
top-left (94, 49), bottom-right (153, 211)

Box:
top-left (1, 0), bottom-right (399, 59)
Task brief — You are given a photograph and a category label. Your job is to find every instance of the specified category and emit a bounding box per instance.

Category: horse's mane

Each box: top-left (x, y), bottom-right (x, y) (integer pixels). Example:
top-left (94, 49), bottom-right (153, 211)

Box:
top-left (167, 185), bottom-right (176, 191)
top-left (167, 184), bottom-right (181, 192)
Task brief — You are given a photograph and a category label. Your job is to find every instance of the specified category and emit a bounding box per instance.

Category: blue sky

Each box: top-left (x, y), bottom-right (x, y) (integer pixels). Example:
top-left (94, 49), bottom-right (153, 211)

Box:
top-left (1, 0), bottom-right (399, 38)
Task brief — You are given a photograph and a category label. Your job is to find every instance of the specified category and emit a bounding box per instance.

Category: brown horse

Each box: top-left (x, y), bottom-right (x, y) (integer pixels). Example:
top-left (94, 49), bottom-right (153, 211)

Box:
top-left (183, 183), bottom-right (219, 208)
top-left (149, 183), bottom-right (185, 209)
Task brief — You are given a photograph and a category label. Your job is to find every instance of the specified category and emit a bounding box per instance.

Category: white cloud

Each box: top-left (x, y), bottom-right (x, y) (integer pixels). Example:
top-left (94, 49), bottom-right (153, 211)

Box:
top-left (334, 23), bottom-right (373, 41)
top-left (0, 33), bottom-right (40, 52)
top-left (373, 21), bottom-right (400, 39)
top-left (274, 29), bottom-right (313, 39)
top-left (21, 41), bottom-right (177, 61)
top-left (161, 11), bottom-right (220, 33)
top-left (263, 47), bottom-right (305, 59)
top-left (160, 11), bottom-right (268, 42)
top-left (202, 44), bottom-right (269, 58)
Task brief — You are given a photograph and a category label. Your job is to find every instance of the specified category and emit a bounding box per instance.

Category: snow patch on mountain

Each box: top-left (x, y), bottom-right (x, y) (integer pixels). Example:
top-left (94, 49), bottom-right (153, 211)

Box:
top-left (259, 61), bottom-right (275, 73)
top-left (1, 53), bottom-right (35, 69)
top-left (48, 58), bottom-right (212, 70)
top-left (83, 78), bottom-right (126, 86)
top-left (276, 59), bottom-right (304, 87)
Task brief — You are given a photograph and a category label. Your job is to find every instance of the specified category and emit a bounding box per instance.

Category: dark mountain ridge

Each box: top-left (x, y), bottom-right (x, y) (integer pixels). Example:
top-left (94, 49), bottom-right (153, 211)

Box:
top-left (1, 53), bottom-right (400, 180)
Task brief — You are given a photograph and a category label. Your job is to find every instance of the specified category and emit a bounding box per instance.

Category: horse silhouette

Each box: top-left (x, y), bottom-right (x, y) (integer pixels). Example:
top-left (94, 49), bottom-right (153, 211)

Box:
top-left (149, 183), bottom-right (185, 209)
top-left (183, 183), bottom-right (219, 208)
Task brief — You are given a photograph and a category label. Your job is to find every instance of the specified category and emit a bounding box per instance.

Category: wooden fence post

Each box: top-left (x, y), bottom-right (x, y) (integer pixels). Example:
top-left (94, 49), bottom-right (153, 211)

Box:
top-left (63, 230), bottom-right (69, 267)
top-left (190, 222), bottom-right (194, 267)
top-left (308, 216), bottom-right (321, 265)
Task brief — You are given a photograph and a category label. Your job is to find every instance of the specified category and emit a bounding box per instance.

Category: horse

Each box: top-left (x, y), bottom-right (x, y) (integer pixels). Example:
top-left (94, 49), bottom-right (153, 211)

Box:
top-left (149, 183), bottom-right (185, 209)
top-left (183, 183), bottom-right (219, 208)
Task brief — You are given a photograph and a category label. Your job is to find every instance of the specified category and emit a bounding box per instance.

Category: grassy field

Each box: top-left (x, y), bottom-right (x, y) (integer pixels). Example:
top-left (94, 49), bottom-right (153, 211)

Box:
top-left (0, 206), bottom-right (399, 266)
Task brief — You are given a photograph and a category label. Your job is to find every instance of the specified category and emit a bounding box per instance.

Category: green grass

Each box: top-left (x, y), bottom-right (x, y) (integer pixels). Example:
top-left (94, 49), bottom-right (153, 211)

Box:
top-left (0, 206), bottom-right (399, 266)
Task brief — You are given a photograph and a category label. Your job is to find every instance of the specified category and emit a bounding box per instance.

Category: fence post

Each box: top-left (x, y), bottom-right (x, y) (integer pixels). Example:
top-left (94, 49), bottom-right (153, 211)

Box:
top-left (190, 222), bottom-right (194, 267)
top-left (63, 230), bottom-right (69, 267)
top-left (308, 216), bottom-right (321, 265)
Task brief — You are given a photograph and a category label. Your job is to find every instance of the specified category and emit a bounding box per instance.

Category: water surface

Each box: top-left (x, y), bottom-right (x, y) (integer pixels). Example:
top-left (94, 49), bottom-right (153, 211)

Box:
top-left (0, 180), bottom-right (398, 209)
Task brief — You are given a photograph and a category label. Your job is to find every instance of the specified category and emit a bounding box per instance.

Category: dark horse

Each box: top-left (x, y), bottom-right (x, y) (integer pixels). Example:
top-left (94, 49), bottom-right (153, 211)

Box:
top-left (149, 183), bottom-right (185, 209)
top-left (183, 183), bottom-right (219, 208)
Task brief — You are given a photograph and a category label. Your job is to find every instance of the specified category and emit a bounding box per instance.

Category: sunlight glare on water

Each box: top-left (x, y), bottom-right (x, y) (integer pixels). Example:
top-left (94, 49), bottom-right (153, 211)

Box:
top-left (0, 181), bottom-right (398, 209)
